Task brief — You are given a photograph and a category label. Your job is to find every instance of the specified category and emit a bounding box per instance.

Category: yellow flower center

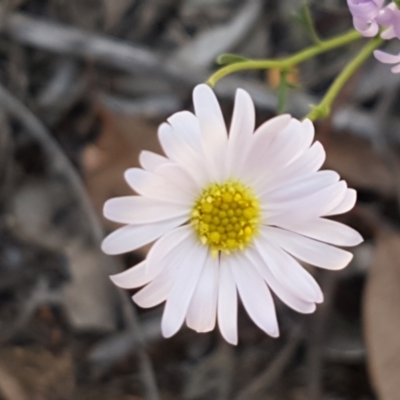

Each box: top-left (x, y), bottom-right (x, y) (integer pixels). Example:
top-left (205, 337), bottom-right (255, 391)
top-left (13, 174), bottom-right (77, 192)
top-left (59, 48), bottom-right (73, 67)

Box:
top-left (191, 181), bottom-right (260, 256)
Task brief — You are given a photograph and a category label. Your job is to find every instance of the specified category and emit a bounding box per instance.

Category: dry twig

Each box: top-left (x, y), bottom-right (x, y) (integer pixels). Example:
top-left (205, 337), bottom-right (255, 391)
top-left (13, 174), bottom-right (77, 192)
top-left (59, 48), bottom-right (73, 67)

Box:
top-left (235, 327), bottom-right (303, 400)
top-left (0, 82), bottom-right (161, 400)
top-left (305, 271), bottom-right (340, 400)
top-left (3, 13), bottom-right (160, 75)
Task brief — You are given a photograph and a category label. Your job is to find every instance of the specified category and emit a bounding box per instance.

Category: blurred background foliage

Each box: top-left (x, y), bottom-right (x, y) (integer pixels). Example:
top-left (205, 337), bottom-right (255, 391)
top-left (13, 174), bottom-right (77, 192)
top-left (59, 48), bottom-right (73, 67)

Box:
top-left (0, 0), bottom-right (399, 399)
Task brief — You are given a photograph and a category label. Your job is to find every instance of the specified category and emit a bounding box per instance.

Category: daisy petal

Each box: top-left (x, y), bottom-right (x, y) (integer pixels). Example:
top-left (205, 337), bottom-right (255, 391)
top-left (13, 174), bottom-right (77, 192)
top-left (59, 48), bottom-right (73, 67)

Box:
top-left (134, 235), bottom-right (201, 308)
top-left (286, 140), bottom-right (326, 175)
top-left (266, 181), bottom-right (347, 224)
top-left (255, 235), bottom-right (324, 303)
top-left (133, 262), bottom-right (178, 308)
top-left (110, 260), bottom-right (152, 289)
top-left (263, 170), bottom-right (340, 202)
top-left (290, 141), bottom-right (326, 175)
top-left (242, 118), bottom-right (307, 185)
top-left (161, 240), bottom-right (208, 338)
top-left (104, 196), bottom-right (189, 224)
top-left (124, 168), bottom-right (192, 204)
top-left (101, 216), bottom-right (185, 255)
top-left (247, 248), bottom-right (316, 314)
top-left (157, 125), bottom-right (208, 187)
top-left (155, 163), bottom-right (201, 195)
top-left (283, 218), bottom-right (364, 247)
top-left (146, 226), bottom-right (192, 276)
top-left (325, 189), bottom-right (357, 216)
top-left (193, 84), bottom-right (228, 180)
top-left (266, 118), bottom-right (312, 166)
top-left (391, 64), bottom-right (400, 73)
top-left (265, 226), bottom-right (353, 270)
top-left (259, 141), bottom-right (326, 193)
top-left (254, 114), bottom-right (291, 138)
top-left (218, 256), bottom-right (238, 345)
top-left (139, 150), bottom-right (169, 172)
top-left (227, 89), bottom-right (255, 174)
top-left (236, 115), bottom-right (291, 182)
top-left (193, 84), bottom-right (227, 147)
top-left (158, 123), bottom-right (201, 168)
top-left (167, 111), bottom-right (202, 152)
top-left (231, 253), bottom-right (279, 337)
top-left (302, 118), bottom-right (315, 143)
top-left (186, 256), bottom-right (219, 332)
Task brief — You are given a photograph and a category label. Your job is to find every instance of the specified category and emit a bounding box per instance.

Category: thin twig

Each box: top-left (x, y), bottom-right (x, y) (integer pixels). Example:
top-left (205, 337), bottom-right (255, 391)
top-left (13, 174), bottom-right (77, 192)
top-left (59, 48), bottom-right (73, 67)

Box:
top-left (89, 318), bottom-right (161, 373)
top-left (117, 289), bottom-right (161, 400)
top-left (306, 270), bottom-right (340, 400)
top-left (0, 83), bottom-right (103, 241)
top-left (235, 326), bottom-right (303, 400)
top-left (0, 13), bottom-right (329, 119)
top-left (35, 57), bottom-right (86, 125)
top-left (0, 110), bottom-right (13, 205)
top-left (0, 83), bottom-right (160, 400)
top-left (0, 279), bottom-right (62, 345)
top-left (3, 12), bottom-right (160, 75)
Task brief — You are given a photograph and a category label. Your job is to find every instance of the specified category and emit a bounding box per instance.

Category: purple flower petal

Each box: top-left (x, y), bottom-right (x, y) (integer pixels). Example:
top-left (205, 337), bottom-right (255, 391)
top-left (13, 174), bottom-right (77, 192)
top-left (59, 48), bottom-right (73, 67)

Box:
top-left (374, 49), bottom-right (400, 75)
top-left (354, 18), bottom-right (380, 36)
top-left (374, 49), bottom-right (400, 64)
top-left (381, 26), bottom-right (397, 39)
top-left (347, 0), bottom-right (384, 37)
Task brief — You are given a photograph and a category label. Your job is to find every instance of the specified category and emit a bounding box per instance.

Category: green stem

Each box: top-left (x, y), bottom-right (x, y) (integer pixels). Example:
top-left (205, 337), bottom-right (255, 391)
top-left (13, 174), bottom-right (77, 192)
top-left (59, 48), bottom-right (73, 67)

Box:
top-left (301, 0), bottom-right (321, 44)
top-left (277, 70), bottom-right (288, 114)
top-left (207, 29), bottom-right (362, 87)
top-left (305, 35), bottom-right (384, 121)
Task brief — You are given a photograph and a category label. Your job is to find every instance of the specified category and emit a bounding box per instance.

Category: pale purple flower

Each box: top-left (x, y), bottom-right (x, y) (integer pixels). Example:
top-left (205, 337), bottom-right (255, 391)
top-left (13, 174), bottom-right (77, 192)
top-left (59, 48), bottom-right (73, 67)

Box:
top-left (376, 2), bottom-right (400, 39)
top-left (374, 49), bottom-right (400, 72)
top-left (371, 3), bottom-right (400, 73)
top-left (347, 0), bottom-right (385, 37)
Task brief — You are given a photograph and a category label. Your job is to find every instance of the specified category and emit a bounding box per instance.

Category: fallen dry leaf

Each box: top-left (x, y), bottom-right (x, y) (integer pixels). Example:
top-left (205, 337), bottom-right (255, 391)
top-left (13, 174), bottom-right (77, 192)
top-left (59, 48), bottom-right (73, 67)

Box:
top-left (0, 347), bottom-right (74, 400)
top-left (83, 108), bottom-right (162, 256)
top-left (363, 231), bottom-right (400, 400)
top-left (324, 134), bottom-right (395, 198)
top-left (83, 108), bottom-right (162, 226)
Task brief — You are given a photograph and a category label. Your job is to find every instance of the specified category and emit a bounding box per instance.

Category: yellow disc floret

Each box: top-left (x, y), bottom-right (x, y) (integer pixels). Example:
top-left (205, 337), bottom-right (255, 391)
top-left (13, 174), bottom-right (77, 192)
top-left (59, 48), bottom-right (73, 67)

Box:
top-left (191, 181), bottom-right (261, 256)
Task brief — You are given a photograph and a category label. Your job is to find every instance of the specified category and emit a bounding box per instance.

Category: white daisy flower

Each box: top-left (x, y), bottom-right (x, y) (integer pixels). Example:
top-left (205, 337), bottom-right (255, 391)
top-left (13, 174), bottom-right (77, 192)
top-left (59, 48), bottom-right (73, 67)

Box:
top-left (102, 84), bottom-right (363, 345)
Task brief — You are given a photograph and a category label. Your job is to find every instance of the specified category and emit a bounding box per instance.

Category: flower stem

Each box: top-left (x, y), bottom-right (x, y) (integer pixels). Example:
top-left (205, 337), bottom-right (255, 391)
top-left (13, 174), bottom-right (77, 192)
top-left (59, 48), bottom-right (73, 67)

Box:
top-left (277, 70), bottom-right (288, 114)
top-left (301, 0), bottom-right (322, 44)
top-left (305, 35), bottom-right (384, 121)
top-left (206, 29), bottom-right (362, 87)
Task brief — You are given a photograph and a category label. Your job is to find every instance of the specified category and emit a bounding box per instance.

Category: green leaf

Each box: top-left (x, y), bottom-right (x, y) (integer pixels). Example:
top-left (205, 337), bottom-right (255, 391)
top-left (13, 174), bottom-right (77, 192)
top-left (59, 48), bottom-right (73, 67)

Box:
top-left (394, 0), bottom-right (400, 8)
top-left (292, 1), bottom-right (321, 44)
top-left (217, 54), bottom-right (249, 65)
top-left (291, 10), bottom-right (306, 25)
